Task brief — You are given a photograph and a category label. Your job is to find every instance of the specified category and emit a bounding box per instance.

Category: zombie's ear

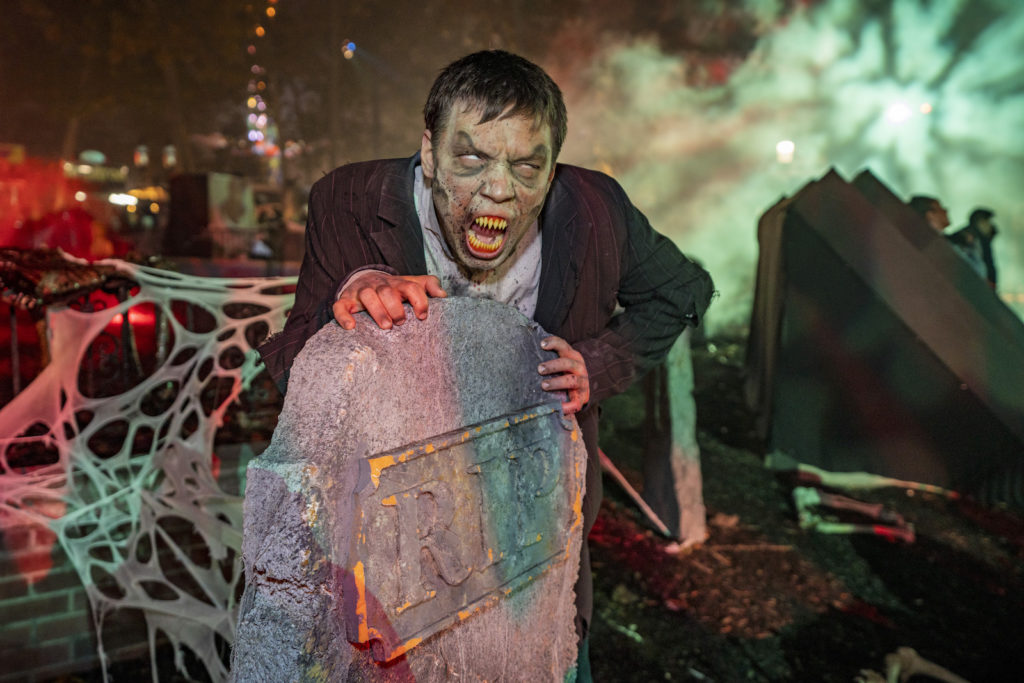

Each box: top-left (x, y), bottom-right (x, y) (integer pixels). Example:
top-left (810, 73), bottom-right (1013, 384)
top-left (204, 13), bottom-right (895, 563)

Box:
top-left (420, 130), bottom-right (435, 179)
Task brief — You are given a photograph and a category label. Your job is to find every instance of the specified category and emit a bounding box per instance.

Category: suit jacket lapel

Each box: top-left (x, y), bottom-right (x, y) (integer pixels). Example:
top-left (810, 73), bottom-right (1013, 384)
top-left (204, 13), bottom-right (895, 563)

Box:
top-left (371, 155), bottom-right (428, 275)
top-left (536, 170), bottom-right (589, 333)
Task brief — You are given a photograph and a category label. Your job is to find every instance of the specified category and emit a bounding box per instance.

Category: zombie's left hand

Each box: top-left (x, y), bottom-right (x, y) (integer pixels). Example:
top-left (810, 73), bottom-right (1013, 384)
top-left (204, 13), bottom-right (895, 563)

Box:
top-left (537, 335), bottom-right (590, 415)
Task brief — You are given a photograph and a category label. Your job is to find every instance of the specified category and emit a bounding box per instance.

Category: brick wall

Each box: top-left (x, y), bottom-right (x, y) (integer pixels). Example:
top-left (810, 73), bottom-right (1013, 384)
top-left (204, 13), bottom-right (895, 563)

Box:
top-left (0, 523), bottom-right (147, 682)
top-left (0, 518), bottom-right (233, 682)
top-left (0, 441), bottom-right (265, 682)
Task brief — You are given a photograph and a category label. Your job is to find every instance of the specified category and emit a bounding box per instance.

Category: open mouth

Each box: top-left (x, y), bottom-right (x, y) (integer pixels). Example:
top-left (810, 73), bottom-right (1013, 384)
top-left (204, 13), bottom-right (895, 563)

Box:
top-left (466, 216), bottom-right (508, 258)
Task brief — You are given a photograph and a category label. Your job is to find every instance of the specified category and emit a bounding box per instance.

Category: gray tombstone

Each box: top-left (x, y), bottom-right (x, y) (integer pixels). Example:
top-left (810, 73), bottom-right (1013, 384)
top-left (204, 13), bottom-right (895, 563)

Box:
top-left (231, 298), bottom-right (586, 682)
top-left (641, 328), bottom-right (707, 547)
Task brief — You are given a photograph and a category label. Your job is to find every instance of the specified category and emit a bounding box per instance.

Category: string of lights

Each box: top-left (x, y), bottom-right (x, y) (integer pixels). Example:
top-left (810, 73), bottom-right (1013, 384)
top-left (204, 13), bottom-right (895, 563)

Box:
top-left (245, 0), bottom-right (281, 180)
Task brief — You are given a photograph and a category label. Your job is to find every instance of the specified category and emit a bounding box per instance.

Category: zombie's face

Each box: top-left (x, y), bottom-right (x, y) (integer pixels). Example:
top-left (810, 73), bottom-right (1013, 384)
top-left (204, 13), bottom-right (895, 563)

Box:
top-left (421, 103), bottom-right (556, 272)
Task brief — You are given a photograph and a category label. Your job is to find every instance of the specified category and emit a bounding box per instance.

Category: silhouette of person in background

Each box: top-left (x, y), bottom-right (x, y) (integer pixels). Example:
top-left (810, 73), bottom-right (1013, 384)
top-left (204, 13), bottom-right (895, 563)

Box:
top-left (948, 208), bottom-right (999, 289)
top-left (908, 195), bottom-right (950, 233)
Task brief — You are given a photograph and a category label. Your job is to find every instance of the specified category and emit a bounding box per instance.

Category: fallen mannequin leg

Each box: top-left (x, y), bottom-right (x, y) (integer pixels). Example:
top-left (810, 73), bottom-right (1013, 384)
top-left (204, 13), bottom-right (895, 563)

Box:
top-left (856, 645), bottom-right (972, 683)
top-left (793, 486), bottom-right (916, 543)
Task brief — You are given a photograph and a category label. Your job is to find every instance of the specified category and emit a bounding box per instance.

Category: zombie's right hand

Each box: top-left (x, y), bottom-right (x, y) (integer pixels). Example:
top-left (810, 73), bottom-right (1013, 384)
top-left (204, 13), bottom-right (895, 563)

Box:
top-left (333, 272), bottom-right (447, 330)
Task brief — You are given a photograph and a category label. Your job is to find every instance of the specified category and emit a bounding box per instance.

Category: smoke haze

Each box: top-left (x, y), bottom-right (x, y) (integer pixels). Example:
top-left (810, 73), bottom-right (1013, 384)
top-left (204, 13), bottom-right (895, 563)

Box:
top-left (552, 0), bottom-right (1024, 332)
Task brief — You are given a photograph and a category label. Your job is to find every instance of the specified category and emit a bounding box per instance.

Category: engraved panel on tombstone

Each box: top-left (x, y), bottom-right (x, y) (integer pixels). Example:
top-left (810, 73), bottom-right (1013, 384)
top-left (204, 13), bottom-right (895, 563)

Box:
top-left (345, 403), bottom-right (580, 661)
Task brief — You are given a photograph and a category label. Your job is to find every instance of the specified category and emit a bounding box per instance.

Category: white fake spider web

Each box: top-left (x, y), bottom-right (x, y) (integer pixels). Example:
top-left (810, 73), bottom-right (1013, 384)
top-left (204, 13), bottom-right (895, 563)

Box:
top-left (0, 258), bottom-right (295, 681)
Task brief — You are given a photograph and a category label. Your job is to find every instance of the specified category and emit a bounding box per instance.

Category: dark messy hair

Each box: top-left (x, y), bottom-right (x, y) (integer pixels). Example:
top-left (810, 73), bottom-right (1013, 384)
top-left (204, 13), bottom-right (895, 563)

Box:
top-left (969, 207), bottom-right (994, 226)
top-left (423, 50), bottom-right (568, 160)
top-left (908, 195), bottom-right (940, 215)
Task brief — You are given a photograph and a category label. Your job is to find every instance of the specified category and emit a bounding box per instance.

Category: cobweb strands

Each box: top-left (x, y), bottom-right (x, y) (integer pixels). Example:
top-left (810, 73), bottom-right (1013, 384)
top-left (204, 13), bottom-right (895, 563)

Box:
top-left (0, 258), bottom-right (295, 681)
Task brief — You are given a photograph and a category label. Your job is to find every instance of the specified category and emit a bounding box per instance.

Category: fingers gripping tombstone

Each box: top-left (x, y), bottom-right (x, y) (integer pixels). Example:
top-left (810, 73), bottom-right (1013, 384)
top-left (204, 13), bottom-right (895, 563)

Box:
top-left (231, 298), bottom-right (586, 681)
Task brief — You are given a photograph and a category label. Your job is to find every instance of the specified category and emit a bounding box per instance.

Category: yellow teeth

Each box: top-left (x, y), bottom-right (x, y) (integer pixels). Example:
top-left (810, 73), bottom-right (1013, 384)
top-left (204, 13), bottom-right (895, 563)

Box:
top-left (468, 217), bottom-right (507, 253)
top-left (468, 232), bottom-right (504, 253)
top-left (474, 217), bottom-right (508, 231)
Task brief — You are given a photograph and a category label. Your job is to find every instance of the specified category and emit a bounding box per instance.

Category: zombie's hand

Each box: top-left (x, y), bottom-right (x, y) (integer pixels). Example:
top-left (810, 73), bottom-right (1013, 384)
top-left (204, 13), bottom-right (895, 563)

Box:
top-left (537, 335), bottom-right (590, 415)
top-left (333, 272), bottom-right (447, 330)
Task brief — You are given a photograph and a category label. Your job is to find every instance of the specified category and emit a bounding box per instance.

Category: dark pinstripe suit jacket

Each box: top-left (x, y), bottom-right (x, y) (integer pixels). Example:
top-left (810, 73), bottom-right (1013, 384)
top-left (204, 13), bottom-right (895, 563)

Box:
top-left (260, 154), bottom-right (713, 402)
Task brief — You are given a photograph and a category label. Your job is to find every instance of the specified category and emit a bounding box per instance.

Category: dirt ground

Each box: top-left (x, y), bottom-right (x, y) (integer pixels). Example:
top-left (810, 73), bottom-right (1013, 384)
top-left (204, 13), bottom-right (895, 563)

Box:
top-left (589, 337), bottom-right (1024, 682)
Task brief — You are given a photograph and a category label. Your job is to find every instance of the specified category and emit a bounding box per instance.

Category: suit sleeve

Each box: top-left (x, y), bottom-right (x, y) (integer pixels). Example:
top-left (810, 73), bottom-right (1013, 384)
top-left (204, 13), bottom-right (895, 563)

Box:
top-left (258, 173), bottom-right (389, 392)
top-left (573, 182), bottom-right (713, 405)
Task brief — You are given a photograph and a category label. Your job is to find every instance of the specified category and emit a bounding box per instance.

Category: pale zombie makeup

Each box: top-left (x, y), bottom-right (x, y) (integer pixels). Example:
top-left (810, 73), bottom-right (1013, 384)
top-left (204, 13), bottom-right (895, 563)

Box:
top-left (421, 105), bottom-right (556, 272)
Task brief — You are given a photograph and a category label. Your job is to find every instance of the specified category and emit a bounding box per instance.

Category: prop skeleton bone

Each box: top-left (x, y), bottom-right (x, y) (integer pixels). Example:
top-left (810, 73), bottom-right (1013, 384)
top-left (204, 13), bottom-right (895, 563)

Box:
top-left (857, 646), bottom-right (971, 683)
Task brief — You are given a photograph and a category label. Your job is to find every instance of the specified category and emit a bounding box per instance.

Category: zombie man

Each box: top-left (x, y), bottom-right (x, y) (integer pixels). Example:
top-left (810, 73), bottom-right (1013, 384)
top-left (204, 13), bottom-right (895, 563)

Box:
top-left (259, 50), bottom-right (713, 676)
